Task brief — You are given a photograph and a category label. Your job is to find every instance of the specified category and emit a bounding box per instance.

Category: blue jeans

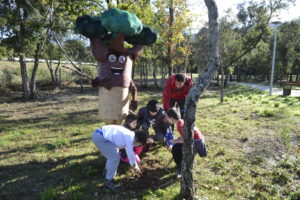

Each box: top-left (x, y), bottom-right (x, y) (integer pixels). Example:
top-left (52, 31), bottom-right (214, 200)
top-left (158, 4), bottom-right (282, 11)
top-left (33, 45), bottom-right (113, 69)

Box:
top-left (92, 129), bottom-right (120, 180)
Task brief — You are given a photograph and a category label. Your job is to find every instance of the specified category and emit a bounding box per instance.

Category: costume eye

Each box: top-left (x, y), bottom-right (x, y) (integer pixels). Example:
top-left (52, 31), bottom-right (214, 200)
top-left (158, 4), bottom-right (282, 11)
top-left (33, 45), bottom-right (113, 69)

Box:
top-left (118, 55), bottom-right (126, 63)
top-left (108, 54), bottom-right (116, 62)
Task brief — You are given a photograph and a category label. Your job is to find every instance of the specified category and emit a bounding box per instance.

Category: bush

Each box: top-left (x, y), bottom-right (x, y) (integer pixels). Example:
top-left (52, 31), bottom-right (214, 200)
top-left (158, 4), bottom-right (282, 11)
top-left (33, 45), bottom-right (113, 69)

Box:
top-left (0, 68), bottom-right (12, 91)
top-left (259, 109), bottom-right (275, 117)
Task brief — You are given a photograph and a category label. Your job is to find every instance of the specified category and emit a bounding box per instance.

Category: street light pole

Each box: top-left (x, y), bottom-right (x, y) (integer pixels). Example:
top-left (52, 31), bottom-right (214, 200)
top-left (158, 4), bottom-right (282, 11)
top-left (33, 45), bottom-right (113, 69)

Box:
top-left (269, 21), bottom-right (281, 95)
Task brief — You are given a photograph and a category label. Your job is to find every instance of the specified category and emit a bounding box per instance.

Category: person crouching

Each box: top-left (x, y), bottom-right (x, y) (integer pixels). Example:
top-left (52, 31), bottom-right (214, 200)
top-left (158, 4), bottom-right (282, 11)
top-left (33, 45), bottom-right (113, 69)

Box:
top-left (92, 125), bottom-right (148, 189)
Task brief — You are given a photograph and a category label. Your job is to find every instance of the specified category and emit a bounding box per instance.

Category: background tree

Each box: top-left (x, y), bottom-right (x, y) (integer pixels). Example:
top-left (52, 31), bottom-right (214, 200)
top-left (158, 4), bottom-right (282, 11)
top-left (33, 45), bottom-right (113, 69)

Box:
top-left (0, 0), bottom-right (101, 100)
top-left (276, 19), bottom-right (300, 82)
top-left (154, 0), bottom-right (193, 77)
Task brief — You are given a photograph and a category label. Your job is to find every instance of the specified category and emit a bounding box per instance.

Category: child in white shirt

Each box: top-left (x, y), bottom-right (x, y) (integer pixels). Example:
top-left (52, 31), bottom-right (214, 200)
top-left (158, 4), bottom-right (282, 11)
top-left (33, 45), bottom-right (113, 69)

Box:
top-left (92, 125), bottom-right (148, 189)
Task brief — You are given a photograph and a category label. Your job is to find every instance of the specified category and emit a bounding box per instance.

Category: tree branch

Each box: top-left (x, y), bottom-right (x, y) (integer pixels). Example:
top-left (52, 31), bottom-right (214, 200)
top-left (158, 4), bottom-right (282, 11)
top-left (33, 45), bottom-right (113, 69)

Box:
top-left (53, 34), bottom-right (93, 80)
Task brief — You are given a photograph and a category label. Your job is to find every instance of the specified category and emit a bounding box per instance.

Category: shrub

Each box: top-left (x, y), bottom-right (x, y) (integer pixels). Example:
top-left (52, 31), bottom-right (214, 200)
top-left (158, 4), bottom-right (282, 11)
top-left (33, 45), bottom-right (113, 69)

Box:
top-left (259, 109), bottom-right (275, 117)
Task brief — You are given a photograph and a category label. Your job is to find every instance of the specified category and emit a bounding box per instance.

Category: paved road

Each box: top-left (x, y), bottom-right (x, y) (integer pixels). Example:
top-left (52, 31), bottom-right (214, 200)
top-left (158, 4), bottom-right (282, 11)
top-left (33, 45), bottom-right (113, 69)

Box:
top-left (229, 82), bottom-right (300, 97)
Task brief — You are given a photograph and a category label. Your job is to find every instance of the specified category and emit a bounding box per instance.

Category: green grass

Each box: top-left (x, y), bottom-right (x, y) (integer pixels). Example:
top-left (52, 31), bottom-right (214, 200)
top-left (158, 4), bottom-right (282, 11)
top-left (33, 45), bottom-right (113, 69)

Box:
top-left (0, 85), bottom-right (299, 200)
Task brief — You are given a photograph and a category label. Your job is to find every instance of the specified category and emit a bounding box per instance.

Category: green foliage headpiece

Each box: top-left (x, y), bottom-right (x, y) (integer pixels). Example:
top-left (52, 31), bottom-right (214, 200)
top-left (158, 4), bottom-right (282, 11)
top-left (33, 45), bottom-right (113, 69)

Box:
top-left (75, 8), bottom-right (158, 45)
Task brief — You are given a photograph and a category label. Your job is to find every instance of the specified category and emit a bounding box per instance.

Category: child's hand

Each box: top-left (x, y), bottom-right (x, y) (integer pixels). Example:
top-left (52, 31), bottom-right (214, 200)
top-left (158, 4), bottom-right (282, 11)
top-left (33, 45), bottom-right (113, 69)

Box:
top-left (170, 139), bottom-right (177, 144)
top-left (166, 145), bottom-right (172, 152)
top-left (133, 164), bottom-right (141, 173)
top-left (146, 138), bottom-right (154, 144)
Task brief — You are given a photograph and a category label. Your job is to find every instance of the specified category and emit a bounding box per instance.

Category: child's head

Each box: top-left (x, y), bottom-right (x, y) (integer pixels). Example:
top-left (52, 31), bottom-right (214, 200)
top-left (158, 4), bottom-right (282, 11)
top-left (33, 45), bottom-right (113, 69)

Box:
top-left (146, 100), bottom-right (160, 116)
top-left (165, 108), bottom-right (180, 124)
top-left (175, 73), bottom-right (186, 89)
top-left (124, 113), bottom-right (138, 130)
top-left (133, 129), bottom-right (148, 146)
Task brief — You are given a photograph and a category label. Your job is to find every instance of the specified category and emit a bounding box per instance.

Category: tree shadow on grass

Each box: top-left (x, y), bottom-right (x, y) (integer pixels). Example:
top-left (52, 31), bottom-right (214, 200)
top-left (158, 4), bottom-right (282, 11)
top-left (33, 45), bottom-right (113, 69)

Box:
top-left (0, 137), bottom-right (91, 158)
top-left (0, 109), bottom-right (100, 133)
top-left (0, 149), bottom-right (179, 200)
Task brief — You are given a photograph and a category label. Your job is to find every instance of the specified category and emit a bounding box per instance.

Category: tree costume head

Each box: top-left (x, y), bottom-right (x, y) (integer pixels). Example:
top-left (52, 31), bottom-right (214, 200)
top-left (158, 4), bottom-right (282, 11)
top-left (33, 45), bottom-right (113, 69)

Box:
top-left (75, 8), bottom-right (158, 124)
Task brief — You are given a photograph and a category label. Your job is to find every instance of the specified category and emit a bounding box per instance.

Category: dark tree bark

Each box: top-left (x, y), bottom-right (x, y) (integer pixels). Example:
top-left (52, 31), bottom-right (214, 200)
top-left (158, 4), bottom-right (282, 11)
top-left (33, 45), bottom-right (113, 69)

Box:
top-left (153, 60), bottom-right (160, 89)
top-left (181, 0), bottom-right (219, 199)
top-left (145, 62), bottom-right (148, 87)
top-left (220, 65), bottom-right (224, 103)
top-left (46, 59), bottom-right (61, 88)
top-left (20, 53), bottom-right (30, 100)
top-left (167, 0), bottom-right (174, 77)
top-left (17, 6), bottom-right (30, 100)
top-left (224, 73), bottom-right (229, 87)
top-left (30, 38), bottom-right (47, 98)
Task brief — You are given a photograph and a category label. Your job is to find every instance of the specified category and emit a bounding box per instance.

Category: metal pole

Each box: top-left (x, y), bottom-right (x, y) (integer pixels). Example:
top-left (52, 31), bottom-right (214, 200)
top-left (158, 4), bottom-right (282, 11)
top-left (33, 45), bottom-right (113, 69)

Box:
top-left (269, 24), bottom-right (279, 95)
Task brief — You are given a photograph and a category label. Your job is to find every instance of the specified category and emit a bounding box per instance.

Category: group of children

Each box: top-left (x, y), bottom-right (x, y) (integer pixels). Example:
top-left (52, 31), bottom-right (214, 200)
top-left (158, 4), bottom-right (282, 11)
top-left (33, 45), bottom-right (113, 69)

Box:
top-left (92, 100), bottom-right (207, 190)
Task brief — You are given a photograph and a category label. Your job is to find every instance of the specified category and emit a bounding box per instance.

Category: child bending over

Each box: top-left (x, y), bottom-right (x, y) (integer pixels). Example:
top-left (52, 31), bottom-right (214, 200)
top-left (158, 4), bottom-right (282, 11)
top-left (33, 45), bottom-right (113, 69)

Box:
top-left (92, 124), bottom-right (148, 189)
top-left (120, 113), bottom-right (143, 164)
top-left (170, 119), bottom-right (207, 178)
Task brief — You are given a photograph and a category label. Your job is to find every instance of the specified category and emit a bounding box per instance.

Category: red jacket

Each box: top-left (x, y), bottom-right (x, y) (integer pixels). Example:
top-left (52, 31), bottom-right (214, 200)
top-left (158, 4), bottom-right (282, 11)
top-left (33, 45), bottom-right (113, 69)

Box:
top-left (177, 119), bottom-right (203, 140)
top-left (163, 74), bottom-right (193, 110)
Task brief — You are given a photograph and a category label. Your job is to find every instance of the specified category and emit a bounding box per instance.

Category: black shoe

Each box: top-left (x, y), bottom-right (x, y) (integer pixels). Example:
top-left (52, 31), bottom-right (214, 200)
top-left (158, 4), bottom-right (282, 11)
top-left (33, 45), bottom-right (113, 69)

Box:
top-left (104, 179), bottom-right (120, 190)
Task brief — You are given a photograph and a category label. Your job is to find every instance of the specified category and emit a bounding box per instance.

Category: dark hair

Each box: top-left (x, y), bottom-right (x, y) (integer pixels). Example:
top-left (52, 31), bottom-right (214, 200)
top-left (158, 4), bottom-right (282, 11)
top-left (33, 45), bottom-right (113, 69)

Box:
top-left (166, 108), bottom-right (180, 120)
top-left (175, 73), bottom-right (185, 82)
top-left (146, 100), bottom-right (160, 113)
top-left (134, 129), bottom-right (148, 145)
top-left (124, 113), bottom-right (137, 130)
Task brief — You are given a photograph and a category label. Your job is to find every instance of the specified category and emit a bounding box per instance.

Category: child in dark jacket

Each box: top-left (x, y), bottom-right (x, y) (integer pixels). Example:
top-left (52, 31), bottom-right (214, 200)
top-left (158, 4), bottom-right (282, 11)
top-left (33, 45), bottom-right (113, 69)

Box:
top-left (137, 100), bottom-right (164, 133)
top-left (170, 119), bottom-right (207, 178)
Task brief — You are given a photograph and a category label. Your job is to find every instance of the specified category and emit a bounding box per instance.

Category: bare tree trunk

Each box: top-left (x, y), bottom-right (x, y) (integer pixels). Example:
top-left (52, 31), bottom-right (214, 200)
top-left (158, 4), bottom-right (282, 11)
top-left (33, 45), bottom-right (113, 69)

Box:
top-left (145, 62), bottom-right (148, 87)
top-left (46, 59), bottom-right (55, 85)
top-left (224, 73), bottom-right (229, 88)
top-left (167, 0), bottom-right (174, 77)
top-left (139, 61), bottom-right (143, 87)
top-left (30, 43), bottom-right (42, 98)
top-left (17, 10), bottom-right (30, 100)
top-left (161, 60), bottom-right (166, 88)
top-left (54, 61), bottom-right (61, 88)
top-left (181, 0), bottom-right (219, 199)
top-left (184, 55), bottom-right (188, 74)
top-left (20, 53), bottom-right (30, 100)
top-left (153, 60), bottom-right (159, 88)
top-left (220, 65), bottom-right (224, 103)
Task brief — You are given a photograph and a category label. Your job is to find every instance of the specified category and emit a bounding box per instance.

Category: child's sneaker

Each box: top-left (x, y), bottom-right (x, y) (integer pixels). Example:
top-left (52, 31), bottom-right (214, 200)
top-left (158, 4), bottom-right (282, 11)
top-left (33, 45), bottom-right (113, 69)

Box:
top-left (104, 179), bottom-right (120, 190)
top-left (176, 169), bottom-right (182, 179)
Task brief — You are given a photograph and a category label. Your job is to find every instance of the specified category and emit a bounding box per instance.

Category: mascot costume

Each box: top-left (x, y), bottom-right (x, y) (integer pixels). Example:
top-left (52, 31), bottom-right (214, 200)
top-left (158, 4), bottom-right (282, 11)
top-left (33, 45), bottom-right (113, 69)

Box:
top-left (75, 8), bottom-right (158, 124)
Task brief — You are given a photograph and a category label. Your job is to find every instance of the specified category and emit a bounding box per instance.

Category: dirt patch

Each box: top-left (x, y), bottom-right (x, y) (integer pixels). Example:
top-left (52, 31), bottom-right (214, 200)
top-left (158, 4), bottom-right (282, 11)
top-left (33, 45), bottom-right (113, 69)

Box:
top-left (244, 136), bottom-right (286, 166)
top-left (118, 158), bottom-right (176, 191)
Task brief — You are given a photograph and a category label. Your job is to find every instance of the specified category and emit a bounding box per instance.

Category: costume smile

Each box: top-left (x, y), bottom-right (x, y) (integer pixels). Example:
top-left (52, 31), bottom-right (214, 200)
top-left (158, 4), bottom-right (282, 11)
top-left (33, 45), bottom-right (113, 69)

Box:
top-left (110, 66), bottom-right (124, 75)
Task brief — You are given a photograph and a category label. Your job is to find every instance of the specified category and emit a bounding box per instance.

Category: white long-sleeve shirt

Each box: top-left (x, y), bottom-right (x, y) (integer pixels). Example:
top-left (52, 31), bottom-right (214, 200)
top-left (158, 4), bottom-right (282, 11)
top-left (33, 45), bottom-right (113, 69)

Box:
top-left (101, 125), bottom-right (136, 166)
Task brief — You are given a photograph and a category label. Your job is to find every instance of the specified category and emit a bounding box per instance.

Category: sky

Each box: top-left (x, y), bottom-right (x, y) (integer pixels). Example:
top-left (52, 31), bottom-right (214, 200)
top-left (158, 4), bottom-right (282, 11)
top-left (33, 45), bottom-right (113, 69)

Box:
top-left (187, 0), bottom-right (300, 31)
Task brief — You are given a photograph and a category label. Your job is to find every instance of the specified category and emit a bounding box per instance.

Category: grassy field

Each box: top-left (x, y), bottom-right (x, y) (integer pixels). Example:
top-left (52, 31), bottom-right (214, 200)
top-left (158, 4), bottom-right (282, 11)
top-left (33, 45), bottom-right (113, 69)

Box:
top-left (0, 84), bottom-right (299, 200)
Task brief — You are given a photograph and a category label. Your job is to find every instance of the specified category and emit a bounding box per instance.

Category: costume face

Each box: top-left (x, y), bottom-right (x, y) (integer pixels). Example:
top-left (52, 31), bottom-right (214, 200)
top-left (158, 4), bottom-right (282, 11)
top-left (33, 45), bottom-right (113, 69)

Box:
top-left (107, 53), bottom-right (127, 75)
top-left (99, 52), bottom-right (133, 88)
